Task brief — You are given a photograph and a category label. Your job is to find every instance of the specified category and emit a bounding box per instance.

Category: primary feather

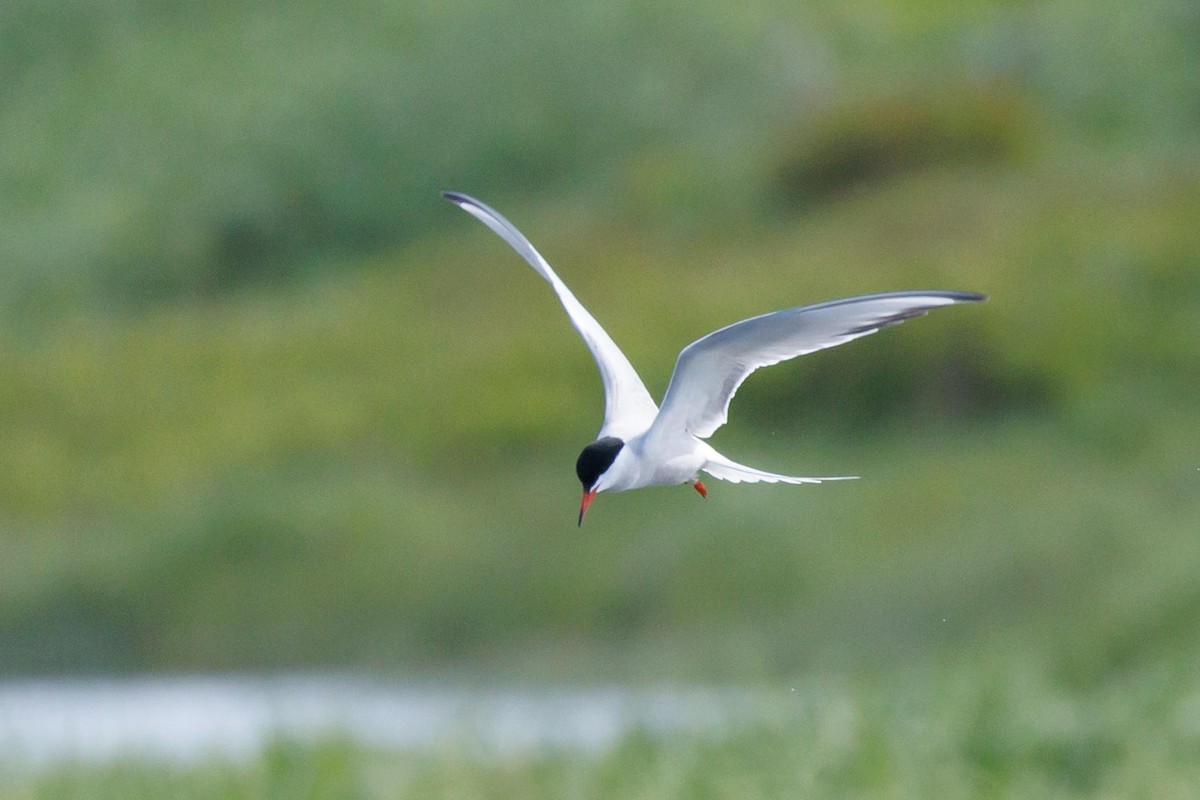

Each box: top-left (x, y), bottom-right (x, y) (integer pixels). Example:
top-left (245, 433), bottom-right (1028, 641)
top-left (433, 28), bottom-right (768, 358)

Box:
top-left (648, 291), bottom-right (985, 442)
top-left (441, 191), bottom-right (659, 440)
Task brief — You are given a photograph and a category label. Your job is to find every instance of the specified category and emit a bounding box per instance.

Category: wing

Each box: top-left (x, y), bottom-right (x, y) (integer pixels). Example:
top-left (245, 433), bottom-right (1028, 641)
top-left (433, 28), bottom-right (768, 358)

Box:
top-left (648, 290), bottom-right (986, 441)
top-left (442, 191), bottom-right (659, 439)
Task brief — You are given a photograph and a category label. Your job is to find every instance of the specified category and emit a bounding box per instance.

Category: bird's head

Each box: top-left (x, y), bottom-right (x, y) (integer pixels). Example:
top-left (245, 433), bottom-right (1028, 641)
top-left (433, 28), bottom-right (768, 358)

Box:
top-left (575, 436), bottom-right (624, 526)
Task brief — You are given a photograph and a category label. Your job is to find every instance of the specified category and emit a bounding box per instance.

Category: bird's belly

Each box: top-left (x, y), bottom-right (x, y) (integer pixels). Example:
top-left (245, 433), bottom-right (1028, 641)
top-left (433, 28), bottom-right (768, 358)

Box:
top-left (630, 450), bottom-right (707, 490)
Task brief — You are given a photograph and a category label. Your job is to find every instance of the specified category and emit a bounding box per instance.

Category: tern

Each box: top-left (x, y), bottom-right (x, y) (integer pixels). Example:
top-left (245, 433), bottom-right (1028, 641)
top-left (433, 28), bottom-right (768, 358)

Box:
top-left (443, 191), bottom-right (985, 524)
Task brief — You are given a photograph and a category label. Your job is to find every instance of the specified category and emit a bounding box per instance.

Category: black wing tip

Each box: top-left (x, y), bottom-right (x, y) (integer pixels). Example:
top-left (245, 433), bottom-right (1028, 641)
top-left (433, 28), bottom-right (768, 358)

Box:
top-left (842, 291), bottom-right (986, 335)
top-left (815, 290), bottom-right (988, 311)
top-left (894, 290), bottom-right (986, 304)
top-left (441, 189), bottom-right (470, 205)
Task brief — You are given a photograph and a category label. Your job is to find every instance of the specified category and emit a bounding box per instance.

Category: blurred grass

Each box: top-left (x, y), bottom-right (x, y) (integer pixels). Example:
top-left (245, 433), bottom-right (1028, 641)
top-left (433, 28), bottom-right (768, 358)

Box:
top-left (3, 0), bottom-right (1198, 306)
top-left (0, 0), bottom-right (1197, 707)
top-left (2, 3), bottom-right (1200, 793)
top-left (1, 147), bottom-right (1198, 679)
top-left (7, 651), bottom-right (1200, 798)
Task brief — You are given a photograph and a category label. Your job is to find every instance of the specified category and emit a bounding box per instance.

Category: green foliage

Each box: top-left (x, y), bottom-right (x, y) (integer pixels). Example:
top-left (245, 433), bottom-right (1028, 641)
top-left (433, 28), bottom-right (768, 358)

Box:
top-left (1, 0), bottom-right (1199, 740)
top-left (0, 6), bottom-right (1197, 798)
top-left (8, 652), bottom-right (1200, 798)
top-left (771, 82), bottom-right (1035, 210)
top-left (3, 0), bottom-right (1198, 306)
top-left (1, 3), bottom-right (1199, 790)
top-left (1, 149), bottom-right (1198, 679)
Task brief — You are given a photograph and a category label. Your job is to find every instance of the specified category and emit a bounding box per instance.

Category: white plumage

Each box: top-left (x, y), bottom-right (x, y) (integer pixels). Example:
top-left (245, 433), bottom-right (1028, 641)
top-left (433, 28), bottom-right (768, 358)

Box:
top-left (443, 191), bottom-right (985, 523)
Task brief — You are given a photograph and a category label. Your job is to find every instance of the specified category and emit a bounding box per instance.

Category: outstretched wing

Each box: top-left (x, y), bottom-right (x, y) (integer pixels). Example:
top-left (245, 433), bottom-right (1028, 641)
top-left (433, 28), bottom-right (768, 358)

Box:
top-left (648, 290), bottom-right (986, 441)
top-left (442, 192), bottom-right (659, 439)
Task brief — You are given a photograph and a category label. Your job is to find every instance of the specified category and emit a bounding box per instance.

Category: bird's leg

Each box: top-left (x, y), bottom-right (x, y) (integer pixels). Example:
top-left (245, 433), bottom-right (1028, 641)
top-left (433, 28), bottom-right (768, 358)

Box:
top-left (692, 480), bottom-right (707, 498)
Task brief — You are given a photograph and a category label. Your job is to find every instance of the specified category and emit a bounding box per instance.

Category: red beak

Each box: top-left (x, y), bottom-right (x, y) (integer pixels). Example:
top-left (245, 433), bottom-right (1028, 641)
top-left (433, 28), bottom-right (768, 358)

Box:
top-left (578, 489), bottom-right (598, 526)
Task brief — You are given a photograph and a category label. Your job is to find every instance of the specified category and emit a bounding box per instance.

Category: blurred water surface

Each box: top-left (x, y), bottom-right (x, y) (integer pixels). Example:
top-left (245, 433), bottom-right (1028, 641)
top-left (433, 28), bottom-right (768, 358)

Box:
top-left (0, 675), bottom-right (786, 768)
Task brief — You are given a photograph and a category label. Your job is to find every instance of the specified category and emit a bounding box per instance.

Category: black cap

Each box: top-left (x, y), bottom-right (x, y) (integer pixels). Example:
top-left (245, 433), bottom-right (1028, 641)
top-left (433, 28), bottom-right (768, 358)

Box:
top-left (575, 437), bottom-right (624, 490)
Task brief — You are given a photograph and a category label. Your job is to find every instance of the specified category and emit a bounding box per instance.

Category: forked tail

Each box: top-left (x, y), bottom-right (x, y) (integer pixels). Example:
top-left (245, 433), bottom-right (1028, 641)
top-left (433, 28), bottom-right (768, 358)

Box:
top-left (701, 453), bottom-right (857, 485)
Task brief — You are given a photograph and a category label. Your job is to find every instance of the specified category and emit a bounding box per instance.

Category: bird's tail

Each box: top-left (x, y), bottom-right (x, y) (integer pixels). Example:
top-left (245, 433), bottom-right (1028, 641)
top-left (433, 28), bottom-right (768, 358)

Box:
top-left (701, 453), bottom-right (857, 485)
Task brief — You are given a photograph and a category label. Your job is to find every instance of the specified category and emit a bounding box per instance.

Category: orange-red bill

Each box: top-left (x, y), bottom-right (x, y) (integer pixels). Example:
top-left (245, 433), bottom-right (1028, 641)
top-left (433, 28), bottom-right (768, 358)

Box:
top-left (578, 489), bottom-right (598, 526)
top-left (693, 480), bottom-right (707, 497)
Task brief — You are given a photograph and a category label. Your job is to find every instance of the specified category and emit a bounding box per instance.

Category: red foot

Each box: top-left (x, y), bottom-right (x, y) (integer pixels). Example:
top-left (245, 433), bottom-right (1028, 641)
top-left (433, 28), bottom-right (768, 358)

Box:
top-left (693, 480), bottom-right (707, 498)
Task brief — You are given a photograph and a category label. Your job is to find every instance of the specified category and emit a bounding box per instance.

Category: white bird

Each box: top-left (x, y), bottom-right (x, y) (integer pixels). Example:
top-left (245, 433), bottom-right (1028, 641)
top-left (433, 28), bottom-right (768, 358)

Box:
top-left (442, 191), bottom-right (985, 524)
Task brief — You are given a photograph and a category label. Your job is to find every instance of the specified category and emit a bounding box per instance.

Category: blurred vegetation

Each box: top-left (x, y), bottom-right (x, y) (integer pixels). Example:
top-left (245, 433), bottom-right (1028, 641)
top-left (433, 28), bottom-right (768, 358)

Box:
top-left (0, 0), bottom-right (1198, 724)
top-left (4, 0), bottom-right (1198, 306)
top-left (772, 82), bottom-right (1036, 210)
top-left (8, 652), bottom-right (1200, 798)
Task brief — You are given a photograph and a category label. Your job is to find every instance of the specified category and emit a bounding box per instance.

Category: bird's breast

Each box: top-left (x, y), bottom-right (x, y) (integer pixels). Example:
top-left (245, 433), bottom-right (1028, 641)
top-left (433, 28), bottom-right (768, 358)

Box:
top-left (607, 439), bottom-right (706, 491)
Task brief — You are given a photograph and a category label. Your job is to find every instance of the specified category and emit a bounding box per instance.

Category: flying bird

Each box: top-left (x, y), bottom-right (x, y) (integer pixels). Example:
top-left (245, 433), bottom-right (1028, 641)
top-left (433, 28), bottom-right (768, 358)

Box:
top-left (442, 191), bottom-right (985, 524)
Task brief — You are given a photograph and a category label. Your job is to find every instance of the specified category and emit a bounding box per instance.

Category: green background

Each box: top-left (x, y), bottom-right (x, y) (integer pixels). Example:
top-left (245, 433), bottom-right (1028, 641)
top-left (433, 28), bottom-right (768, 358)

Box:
top-left (2, 0), bottom-right (1199, 793)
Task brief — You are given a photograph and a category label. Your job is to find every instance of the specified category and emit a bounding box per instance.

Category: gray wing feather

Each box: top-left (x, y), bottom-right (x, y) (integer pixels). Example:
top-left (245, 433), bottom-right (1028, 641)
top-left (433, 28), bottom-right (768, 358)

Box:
top-left (650, 291), bottom-right (986, 441)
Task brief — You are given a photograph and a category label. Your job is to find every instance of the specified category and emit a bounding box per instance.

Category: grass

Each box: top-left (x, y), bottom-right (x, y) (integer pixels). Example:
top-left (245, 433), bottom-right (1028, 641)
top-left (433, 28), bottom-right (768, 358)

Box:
top-left (1, 131), bottom-right (1198, 677)
top-left (3, 0), bottom-right (1198, 307)
top-left (7, 651), bottom-right (1200, 799)
top-left (1, 3), bottom-right (1199, 794)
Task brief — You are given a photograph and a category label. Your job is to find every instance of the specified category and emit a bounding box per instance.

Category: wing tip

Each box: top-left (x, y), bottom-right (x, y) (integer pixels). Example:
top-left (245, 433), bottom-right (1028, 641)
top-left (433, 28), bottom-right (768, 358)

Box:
top-left (844, 291), bottom-right (986, 335)
top-left (901, 290), bottom-right (987, 305)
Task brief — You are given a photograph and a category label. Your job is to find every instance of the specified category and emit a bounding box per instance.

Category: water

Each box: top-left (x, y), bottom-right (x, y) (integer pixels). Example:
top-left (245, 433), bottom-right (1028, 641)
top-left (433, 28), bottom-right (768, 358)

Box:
top-left (0, 675), bottom-right (781, 768)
